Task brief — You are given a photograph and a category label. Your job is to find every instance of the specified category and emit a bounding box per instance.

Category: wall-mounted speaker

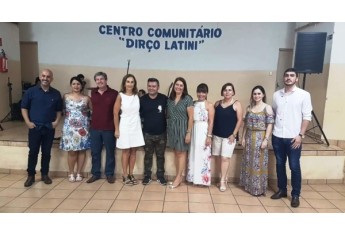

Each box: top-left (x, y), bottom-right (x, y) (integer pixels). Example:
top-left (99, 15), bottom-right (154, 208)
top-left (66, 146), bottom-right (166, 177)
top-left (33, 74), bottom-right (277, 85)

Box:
top-left (293, 32), bottom-right (327, 74)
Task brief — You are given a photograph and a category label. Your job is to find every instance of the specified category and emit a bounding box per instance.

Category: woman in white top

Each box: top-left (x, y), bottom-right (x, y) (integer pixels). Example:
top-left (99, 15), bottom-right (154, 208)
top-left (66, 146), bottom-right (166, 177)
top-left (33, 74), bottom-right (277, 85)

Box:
top-left (186, 83), bottom-right (214, 186)
top-left (114, 74), bottom-right (144, 185)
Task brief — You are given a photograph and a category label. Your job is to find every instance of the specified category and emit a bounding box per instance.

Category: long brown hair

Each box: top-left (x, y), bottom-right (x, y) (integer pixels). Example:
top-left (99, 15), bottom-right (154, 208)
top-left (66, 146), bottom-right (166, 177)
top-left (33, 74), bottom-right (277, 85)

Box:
top-left (120, 74), bottom-right (138, 94)
top-left (169, 77), bottom-right (189, 100)
top-left (250, 85), bottom-right (266, 107)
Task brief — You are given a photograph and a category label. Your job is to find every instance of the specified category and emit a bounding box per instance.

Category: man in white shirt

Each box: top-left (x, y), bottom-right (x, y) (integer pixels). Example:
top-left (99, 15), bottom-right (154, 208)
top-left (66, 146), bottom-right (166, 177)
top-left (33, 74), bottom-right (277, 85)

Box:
top-left (270, 68), bottom-right (312, 208)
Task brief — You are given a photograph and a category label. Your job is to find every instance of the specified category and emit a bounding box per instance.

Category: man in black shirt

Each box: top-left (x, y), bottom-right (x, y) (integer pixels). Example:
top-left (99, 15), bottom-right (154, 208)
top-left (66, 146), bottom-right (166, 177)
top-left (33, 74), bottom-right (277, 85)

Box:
top-left (140, 78), bottom-right (168, 185)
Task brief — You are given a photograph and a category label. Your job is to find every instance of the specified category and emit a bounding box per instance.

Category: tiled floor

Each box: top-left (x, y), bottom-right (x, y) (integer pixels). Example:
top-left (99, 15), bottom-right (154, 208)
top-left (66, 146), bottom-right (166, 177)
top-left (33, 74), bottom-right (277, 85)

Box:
top-left (1, 173), bottom-right (345, 213)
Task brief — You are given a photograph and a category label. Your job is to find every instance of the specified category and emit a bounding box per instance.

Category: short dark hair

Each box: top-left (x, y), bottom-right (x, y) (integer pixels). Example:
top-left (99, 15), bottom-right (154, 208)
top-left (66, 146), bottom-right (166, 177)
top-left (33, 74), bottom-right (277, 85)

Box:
top-left (77, 74), bottom-right (85, 80)
top-left (197, 83), bottom-right (208, 93)
top-left (284, 68), bottom-right (298, 77)
top-left (76, 74), bottom-right (86, 90)
top-left (94, 71), bottom-right (107, 81)
top-left (147, 77), bottom-right (159, 86)
top-left (70, 76), bottom-right (84, 91)
top-left (221, 83), bottom-right (235, 96)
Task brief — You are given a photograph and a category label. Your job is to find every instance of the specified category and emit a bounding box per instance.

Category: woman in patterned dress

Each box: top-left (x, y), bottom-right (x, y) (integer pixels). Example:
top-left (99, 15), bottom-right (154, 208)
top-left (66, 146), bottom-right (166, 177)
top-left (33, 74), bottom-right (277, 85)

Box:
top-left (239, 85), bottom-right (274, 196)
top-left (187, 83), bottom-right (214, 186)
top-left (60, 76), bottom-right (91, 182)
top-left (167, 77), bottom-right (194, 189)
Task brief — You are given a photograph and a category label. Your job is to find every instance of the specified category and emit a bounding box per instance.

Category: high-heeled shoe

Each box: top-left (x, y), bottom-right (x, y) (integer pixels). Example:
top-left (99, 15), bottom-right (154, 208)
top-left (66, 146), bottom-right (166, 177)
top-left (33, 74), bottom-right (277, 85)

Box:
top-left (169, 179), bottom-right (182, 189)
top-left (219, 178), bottom-right (228, 192)
top-left (169, 182), bottom-right (181, 189)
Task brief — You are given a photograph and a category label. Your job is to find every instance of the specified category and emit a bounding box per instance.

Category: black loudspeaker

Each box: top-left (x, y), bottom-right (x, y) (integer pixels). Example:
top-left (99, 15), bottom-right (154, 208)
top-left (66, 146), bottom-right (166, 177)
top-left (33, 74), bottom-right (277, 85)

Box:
top-left (11, 102), bottom-right (23, 121)
top-left (294, 32), bottom-right (327, 74)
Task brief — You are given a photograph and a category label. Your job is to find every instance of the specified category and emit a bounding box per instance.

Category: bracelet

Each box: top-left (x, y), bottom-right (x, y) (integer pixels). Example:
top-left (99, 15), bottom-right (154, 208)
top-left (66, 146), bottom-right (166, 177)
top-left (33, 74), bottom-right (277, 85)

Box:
top-left (186, 130), bottom-right (191, 133)
top-left (264, 137), bottom-right (269, 141)
top-left (207, 134), bottom-right (212, 138)
top-left (232, 133), bottom-right (237, 137)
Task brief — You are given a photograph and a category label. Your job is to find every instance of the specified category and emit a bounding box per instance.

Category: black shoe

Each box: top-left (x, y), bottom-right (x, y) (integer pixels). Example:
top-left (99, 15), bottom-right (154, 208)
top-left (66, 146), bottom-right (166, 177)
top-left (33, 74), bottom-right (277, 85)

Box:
top-left (86, 175), bottom-right (100, 183)
top-left (270, 190), bottom-right (288, 199)
top-left (291, 196), bottom-right (300, 208)
top-left (128, 175), bottom-right (138, 185)
top-left (41, 175), bottom-right (52, 184)
top-left (24, 175), bottom-right (35, 187)
top-left (142, 176), bottom-right (152, 185)
top-left (157, 176), bottom-right (167, 186)
top-left (106, 175), bottom-right (115, 184)
top-left (122, 176), bottom-right (133, 185)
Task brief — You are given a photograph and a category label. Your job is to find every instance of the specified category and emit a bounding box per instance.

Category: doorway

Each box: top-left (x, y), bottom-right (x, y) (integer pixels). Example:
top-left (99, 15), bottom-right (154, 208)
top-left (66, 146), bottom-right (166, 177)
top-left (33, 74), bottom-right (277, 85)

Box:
top-left (20, 41), bottom-right (39, 85)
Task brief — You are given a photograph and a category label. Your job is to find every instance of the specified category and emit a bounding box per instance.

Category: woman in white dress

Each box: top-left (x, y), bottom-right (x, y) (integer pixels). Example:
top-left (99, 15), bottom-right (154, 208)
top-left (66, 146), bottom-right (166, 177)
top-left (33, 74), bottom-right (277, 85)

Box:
top-left (114, 74), bottom-right (145, 185)
top-left (187, 83), bottom-right (214, 186)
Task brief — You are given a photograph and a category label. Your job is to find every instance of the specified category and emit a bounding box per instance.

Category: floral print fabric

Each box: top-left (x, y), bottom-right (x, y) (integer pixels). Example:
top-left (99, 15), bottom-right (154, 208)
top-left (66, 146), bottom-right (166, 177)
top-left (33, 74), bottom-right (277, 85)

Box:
top-left (187, 101), bottom-right (211, 186)
top-left (60, 97), bottom-right (91, 151)
top-left (239, 107), bottom-right (274, 195)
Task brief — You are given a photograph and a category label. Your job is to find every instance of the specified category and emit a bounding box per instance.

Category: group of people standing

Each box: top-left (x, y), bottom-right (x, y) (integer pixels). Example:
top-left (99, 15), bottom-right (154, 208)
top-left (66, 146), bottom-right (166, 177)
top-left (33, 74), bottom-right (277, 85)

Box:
top-left (20, 67), bottom-right (312, 208)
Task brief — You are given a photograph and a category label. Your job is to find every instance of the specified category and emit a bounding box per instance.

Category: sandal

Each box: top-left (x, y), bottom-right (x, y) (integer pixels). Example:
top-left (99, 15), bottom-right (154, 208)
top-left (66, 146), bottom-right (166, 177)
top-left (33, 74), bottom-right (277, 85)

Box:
top-left (122, 176), bottom-right (133, 185)
top-left (75, 174), bottom-right (83, 182)
top-left (68, 174), bottom-right (75, 182)
top-left (129, 175), bottom-right (138, 185)
top-left (219, 178), bottom-right (228, 192)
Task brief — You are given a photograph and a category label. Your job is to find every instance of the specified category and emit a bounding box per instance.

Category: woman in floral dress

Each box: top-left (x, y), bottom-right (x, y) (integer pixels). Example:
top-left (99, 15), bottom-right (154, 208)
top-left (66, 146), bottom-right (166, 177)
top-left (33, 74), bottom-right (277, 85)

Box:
top-left (60, 76), bottom-right (91, 182)
top-left (187, 83), bottom-right (214, 186)
top-left (239, 85), bottom-right (274, 196)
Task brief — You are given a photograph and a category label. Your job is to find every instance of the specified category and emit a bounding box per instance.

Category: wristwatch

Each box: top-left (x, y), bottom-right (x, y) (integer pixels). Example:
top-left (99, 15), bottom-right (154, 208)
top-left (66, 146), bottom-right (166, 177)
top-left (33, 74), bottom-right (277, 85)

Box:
top-left (299, 133), bottom-right (305, 139)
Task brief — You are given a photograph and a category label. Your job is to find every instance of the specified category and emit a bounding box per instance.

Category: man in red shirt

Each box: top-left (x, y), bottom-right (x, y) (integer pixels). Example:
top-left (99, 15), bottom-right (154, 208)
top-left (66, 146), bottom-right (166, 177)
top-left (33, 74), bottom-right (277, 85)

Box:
top-left (86, 72), bottom-right (118, 184)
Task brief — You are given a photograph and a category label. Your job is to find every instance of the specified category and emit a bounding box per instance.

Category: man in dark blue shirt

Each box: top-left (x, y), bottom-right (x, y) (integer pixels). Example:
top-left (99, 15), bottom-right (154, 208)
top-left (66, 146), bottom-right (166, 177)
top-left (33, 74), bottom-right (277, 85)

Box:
top-left (21, 69), bottom-right (62, 187)
top-left (140, 78), bottom-right (168, 185)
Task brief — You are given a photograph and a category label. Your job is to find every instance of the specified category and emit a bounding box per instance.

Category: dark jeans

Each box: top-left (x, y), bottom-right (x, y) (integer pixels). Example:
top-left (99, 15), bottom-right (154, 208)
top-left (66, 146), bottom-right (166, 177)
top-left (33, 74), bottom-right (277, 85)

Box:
top-left (143, 132), bottom-right (167, 178)
top-left (90, 129), bottom-right (116, 177)
top-left (27, 126), bottom-right (55, 176)
top-left (272, 135), bottom-right (302, 197)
